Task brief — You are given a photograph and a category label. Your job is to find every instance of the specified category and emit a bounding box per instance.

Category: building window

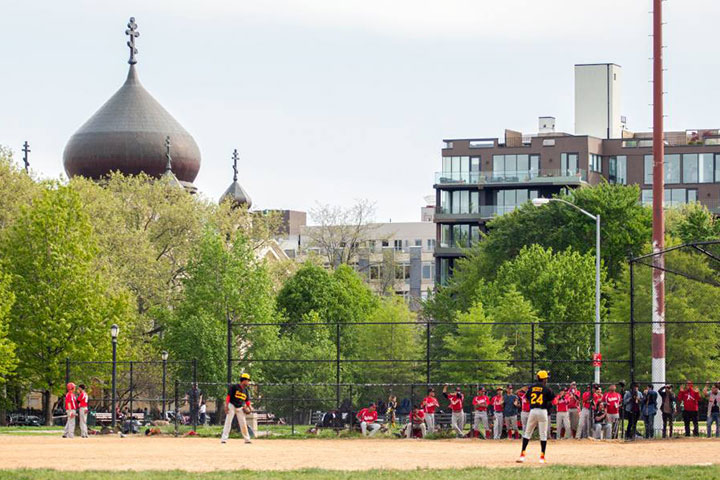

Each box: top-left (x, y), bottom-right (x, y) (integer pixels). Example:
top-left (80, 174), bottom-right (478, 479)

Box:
top-left (470, 156), bottom-right (481, 172)
top-left (641, 188), bottom-right (698, 206)
top-left (414, 239), bottom-right (422, 247)
top-left (422, 264), bottom-right (432, 279)
top-left (495, 189), bottom-right (538, 215)
top-left (438, 258), bottom-right (451, 286)
top-left (381, 240), bottom-right (389, 248)
top-left (644, 155), bottom-right (653, 185)
top-left (442, 156), bottom-right (470, 173)
top-left (716, 154), bottom-right (720, 182)
top-left (561, 153), bottom-right (579, 175)
top-left (369, 265), bottom-right (381, 280)
top-left (589, 154), bottom-right (602, 173)
top-left (368, 240), bottom-right (376, 252)
top-left (427, 238), bottom-right (436, 251)
top-left (395, 264), bottom-right (410, 281)
top-left (683, 153), bottom-right (715, 184)
top-left (453, 224), bottom-right (470, 248)
top-left (470, 191), bottom-right (479, 214)
top-left (609, 156), bottom-right (627, 184)
top-left (470, 225), bottom-right (481, 244)
top-left (440, 225), bottom-right (451, 248)
top-left (645, 154), bottom-right (681, 185)
top-left (393, 240), bottom-right (403, 251)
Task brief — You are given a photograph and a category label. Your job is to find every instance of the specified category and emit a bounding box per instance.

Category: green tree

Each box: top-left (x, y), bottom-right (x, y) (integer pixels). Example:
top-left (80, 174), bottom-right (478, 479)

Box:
top-left (353, 296), bottom-right (422, 384)
top-left (667, 203), bottom-right (720, 243)
top-left (439, 302), bottom-right (516, 383)
top-left (0, 269), bottom-right (17, 381)
top-left (2, 185), bottom-right (132, 424)
top-left (163, 228), bottom-right (275, 399)
top-left (604, 245), bottom-right (720, 383)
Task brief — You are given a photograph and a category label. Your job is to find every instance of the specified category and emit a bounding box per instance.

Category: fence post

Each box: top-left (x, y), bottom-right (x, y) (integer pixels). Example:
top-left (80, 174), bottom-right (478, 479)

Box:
top-left (129, 361), bottom-right (134, 416)
top-left (348, 384), bottom-right (354, 431)
top-left (336, 322), bottom-right (341, 408)
top-left (174, 378), bottom-right (179, 437)
top-left (426, 319), bottom-right (431, 385)
top-left (65, 358), bottom-right (70, 385)
top-left (530, 323), bottom-right (536, 382)
top-left (410, 384), bottom-right (415, 421)
top-left (291, 384), bottom-right (295, 436)
top-left (629, 260), bottom-right (635, 385)
top-left (192, 359), bottom-right (198, 432)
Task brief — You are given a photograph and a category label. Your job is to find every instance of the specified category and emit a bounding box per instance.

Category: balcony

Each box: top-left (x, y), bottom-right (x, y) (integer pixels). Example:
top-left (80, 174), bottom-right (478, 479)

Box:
top-left (434, 204), bottom-right (521, 221)
top-left (434, 169), bottom-right (588, 186)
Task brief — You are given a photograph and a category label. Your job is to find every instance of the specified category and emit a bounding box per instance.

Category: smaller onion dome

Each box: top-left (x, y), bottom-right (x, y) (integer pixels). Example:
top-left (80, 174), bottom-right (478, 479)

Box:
top-left (221, 149), bottom-right (252, 208)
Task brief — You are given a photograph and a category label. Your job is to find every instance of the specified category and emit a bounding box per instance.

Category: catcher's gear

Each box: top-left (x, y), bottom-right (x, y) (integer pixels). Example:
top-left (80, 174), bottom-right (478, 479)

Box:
top-left (67, 382), bottom-right (76, 391)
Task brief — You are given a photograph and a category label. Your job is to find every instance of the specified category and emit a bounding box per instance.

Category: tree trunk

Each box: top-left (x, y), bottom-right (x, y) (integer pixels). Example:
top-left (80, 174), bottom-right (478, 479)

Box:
top-left (0, 383), bottom-right (7, 426)
top-left (43, 390), bottom-right (52, 426)
top-left (216, 396), bottom-right (225, 425)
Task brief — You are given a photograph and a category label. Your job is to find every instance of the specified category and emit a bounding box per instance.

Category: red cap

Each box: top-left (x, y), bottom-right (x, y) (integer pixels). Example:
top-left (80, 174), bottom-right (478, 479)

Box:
top-left (67, 382), bottom-right (75, 391)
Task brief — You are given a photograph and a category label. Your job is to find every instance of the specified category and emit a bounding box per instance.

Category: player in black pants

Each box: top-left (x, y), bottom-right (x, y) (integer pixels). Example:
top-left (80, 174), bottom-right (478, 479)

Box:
top-left (517, 370), bottom-right (555, 464)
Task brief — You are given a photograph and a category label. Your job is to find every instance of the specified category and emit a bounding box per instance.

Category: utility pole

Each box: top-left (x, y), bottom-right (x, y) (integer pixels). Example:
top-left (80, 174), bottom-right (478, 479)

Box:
top-left (651, 0), bottom-right (666, 434)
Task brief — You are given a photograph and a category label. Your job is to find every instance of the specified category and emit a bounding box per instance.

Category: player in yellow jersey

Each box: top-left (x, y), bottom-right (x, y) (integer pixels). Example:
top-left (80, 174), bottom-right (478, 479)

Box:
top-left (517, 370), bottom-right (555, 464)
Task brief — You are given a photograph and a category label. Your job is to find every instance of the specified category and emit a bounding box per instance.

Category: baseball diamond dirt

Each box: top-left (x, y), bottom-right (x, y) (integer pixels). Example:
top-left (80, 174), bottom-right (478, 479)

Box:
top-left (0, 436), bottom-right (718, 471)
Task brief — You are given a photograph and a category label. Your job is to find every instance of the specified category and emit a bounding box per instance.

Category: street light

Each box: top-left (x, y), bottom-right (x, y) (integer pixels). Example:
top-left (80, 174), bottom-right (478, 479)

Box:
top-left (161, 351), bottom-right (168, 419)
top-left (532, 197), bottom-right (602, 384)
top-left (110, 324), bottom-right (119, 429)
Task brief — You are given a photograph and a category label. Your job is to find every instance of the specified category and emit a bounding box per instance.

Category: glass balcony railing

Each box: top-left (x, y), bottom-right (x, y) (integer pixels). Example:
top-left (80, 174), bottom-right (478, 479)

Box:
top-left (435, 204), bottom-right (521, 218)
top-left (435, 169), bottom-right (588, 185)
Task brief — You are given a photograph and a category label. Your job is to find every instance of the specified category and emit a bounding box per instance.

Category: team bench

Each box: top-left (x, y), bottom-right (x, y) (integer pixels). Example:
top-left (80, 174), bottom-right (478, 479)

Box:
top-left (94, 412), bottom-right (145, 425)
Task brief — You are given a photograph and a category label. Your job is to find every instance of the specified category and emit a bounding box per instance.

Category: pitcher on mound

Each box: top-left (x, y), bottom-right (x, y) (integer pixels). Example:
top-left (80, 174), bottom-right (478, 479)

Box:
top-left (517, 370), bottom-right (554, 464)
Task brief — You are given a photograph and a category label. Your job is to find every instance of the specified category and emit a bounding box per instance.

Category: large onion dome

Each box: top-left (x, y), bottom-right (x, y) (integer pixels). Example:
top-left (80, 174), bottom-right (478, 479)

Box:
top-left (63, 17), bottom-right (201, 188)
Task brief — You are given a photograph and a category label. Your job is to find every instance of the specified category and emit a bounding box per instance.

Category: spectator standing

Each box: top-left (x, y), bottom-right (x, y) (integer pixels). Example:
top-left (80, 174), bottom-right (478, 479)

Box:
top-left (658, 384), bottom-right (676, 438)
top-left (642, 384), bottom-right (658, 438)
top-left (567, 381), bottom-right (581, 436)
top-left (421, 388), bottom-right (439, 434)
top-left (593, 402), bottom-right (611, 439)
top-left (62, 383), bottom-right (77, 439)
top-left (443, 385), bottom-right (466, 437)
top-left (678, 381), bottom-right (701, 437)
top-left (76, 384), bottom-right (89, 438)
top-left (406, 405), bottom-right (426, 438)
top-left (623, 383), bottom-right (643, 440)
top-left (491, 387), bottom-right (505, 439)
top-left (503, 385), bottom-right (520, 440)
top-left (471, 386), bottom-right (490, 439)
top-left (703, 383), bottom-right (720, 438)
top-left (552, 387), bottom-right (572, 439)
top-left (184, 383), bottom-right (203, 427)
top-left (603, 384), bottom-right (622, 439)
top-left (357, 403), bottom-right (381, 437)
top-left (386, 395), bottom-right (398, 428)
top-left (199, 400), bottom-right (207, 425)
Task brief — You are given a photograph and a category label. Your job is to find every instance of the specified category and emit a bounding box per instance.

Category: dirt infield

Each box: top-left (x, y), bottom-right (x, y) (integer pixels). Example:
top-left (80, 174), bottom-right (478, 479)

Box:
top-left (0, 436), bottom-right (718, 471)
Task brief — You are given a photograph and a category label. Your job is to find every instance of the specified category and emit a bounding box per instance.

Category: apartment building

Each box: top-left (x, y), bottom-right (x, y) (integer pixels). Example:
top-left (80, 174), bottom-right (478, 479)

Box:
top-left (434, 63), bottom-right (720, 285)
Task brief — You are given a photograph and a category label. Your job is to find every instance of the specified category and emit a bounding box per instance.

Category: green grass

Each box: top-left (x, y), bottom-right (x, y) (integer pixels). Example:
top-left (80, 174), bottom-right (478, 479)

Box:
top-left (1, 466), bottom-right (719, 480)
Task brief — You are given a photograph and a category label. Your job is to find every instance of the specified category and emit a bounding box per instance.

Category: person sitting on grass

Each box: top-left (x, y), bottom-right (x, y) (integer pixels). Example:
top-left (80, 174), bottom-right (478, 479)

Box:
top-left (357, 403), bottom-right (380, 437)
top-left (593, 401), bottom-right (611, 439)
top-left (405, 405), bottom-right (427, 439)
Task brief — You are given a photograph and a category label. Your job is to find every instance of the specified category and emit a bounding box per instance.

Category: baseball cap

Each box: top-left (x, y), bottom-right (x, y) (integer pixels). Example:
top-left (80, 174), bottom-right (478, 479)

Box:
top-left (537, 370), bottom-right (549, 380)
top-left (67, 382), bottom-right (75, 391)
top-left (240, 373), bottom-right (251, 381)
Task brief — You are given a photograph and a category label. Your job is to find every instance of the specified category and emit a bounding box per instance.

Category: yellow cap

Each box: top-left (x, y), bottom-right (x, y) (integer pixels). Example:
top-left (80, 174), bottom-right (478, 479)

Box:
top-left (537, 370), bottom-right (549, 380)
top-left (240, 373), bottom-right (251, 380)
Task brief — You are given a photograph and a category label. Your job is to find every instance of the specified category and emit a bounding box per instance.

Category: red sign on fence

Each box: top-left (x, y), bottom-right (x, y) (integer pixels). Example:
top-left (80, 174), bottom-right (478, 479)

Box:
top-left (592, 353), bottom-right (602, 367)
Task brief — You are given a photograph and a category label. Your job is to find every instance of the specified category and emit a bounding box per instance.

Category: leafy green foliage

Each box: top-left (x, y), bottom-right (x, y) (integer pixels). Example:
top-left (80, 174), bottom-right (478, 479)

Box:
top-left (0, 268), bottom-right (17, 381)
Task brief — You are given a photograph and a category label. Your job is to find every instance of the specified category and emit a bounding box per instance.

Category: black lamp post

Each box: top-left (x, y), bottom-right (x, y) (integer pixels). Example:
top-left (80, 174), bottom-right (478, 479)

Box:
top-left (161, 350), bottom-right (168, 419)
top-left (110, 324), bottom-right (119, 429)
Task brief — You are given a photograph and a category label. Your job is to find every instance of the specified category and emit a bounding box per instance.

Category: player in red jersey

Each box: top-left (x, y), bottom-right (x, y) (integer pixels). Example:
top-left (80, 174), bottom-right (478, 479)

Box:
top-left (406, 405), bottom-right (426, 438)
top-left (471, 386), bottom-right (490, 438)
top-left (62, 383), bottom-right (77, 439)
top-left (491, 387), bottom-right (505, 439)
top-left (517, 386), bottom-right (531, 436)
top-left (443, 384), bottom-right (466, 437)
top-left (357, 403), bottom-right (380, 437)
top-left (603, 384), bottom-right (622, 438)
top-left (552, 386), bottom-right (572, 439)
top-left (76, 384), bottom-right (89, 438)
top-left (421, 388), bottom-right (440, 434)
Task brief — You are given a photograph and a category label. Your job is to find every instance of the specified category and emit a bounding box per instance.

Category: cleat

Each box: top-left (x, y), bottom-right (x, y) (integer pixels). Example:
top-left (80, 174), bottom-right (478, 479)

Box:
top-left (221, 439), bottom-right (227, 444)
top-left (516, 455), bottom-right (526, 463)
top-left (244, 439), bottom-right (252, 444)
top-left (539, 455), bottom-right (546, 464)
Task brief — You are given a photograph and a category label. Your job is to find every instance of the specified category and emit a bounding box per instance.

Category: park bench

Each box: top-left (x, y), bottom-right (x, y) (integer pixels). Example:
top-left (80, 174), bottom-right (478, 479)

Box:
top-left (254, 412), bottom-right (277, 425)
top-left (94, 412), bottom-right (145, 426)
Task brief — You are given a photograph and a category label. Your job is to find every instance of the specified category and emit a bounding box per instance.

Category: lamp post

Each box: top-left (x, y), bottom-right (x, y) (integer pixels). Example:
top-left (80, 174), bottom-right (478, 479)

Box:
top-left (532, 197), bottom-right (601, 384)
top-left (161, 351), bottom-right (169, 419)
top-left (110, 324), bottom-right (119, 429)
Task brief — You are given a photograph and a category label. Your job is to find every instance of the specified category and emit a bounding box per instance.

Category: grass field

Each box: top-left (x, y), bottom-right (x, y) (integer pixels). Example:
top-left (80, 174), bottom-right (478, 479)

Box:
top-left (1, 466), bottom-right (720, 480)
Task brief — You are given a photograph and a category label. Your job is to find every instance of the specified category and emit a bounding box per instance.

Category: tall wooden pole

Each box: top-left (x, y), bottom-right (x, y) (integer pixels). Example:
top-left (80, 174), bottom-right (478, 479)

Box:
top-left (651, 0), bottom-right (666, 428)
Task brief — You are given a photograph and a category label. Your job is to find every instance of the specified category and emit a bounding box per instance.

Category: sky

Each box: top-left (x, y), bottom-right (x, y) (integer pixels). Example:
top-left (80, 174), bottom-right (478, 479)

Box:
top-left (3, 0), bottom-right (720, 223)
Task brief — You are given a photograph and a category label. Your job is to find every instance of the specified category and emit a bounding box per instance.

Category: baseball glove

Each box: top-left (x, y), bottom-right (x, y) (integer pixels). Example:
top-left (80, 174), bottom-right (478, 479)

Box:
top-left (242, 406), bottom-right (252, 414)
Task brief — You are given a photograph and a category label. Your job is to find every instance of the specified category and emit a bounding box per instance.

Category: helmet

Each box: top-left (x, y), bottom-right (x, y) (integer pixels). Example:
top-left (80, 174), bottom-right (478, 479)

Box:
top-left (537, 370), bottom-right (549, 380)
top-left (240, 373), bottom-right (251, 381)
top-left (67, 382), bottom-right (76, 391)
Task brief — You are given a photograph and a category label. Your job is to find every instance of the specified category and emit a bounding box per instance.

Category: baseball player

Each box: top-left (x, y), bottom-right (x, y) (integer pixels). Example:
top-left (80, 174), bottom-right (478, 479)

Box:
top-left (503, 385), bottom-right (520, 440)
top-left (471, 386), bottom-right (490, 439)
top-left (421, 388), bottom-right (439, 434)
top-left (62, 383), bottom-right (77, 439)
top-left (443, 385), bottom-right (465, 437)
top-left (576, 385), bottom-right (594, 439)
top-left (491, 387), bottom-right (504, 439)
top-left (406, 405), bottom-right (427, 438)
top-left (77, 384), bottom-right (89, 438)
top-left (517, 370), bottom-right (554, 464)
top-left (517, 386), bottom-right (530, 434)
top-left (552, 386), bottom-right (572, 439)
top-left (603, 384), bottom-right (622, 438)
top-left (221, 373), bottom-right (252, 444)
top-left (357, 403), bottom-right (381, 436)
top-left (567, 381), bottom-right (581, 436)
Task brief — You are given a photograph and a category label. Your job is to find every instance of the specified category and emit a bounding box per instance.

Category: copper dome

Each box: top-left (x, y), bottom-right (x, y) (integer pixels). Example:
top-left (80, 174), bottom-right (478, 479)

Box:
top-left (63, 65), bottom-right (201, 184)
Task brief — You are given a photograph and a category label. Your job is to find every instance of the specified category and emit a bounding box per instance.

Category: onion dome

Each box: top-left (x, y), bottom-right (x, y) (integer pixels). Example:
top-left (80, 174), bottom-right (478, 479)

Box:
top-left (63, 17), bottom-right (201, 188)
top-left (221, 149), bottom-right (252, 208)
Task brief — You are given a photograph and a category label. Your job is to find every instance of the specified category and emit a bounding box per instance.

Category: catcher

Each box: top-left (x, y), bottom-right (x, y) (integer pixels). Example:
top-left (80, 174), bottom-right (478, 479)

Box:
top-left (220, 372), bottom-right (253, 444)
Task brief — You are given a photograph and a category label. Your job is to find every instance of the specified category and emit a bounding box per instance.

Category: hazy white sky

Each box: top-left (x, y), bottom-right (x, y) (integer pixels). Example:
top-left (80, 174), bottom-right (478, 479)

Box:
top-left (3, 0), bottom-right (720, 222)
